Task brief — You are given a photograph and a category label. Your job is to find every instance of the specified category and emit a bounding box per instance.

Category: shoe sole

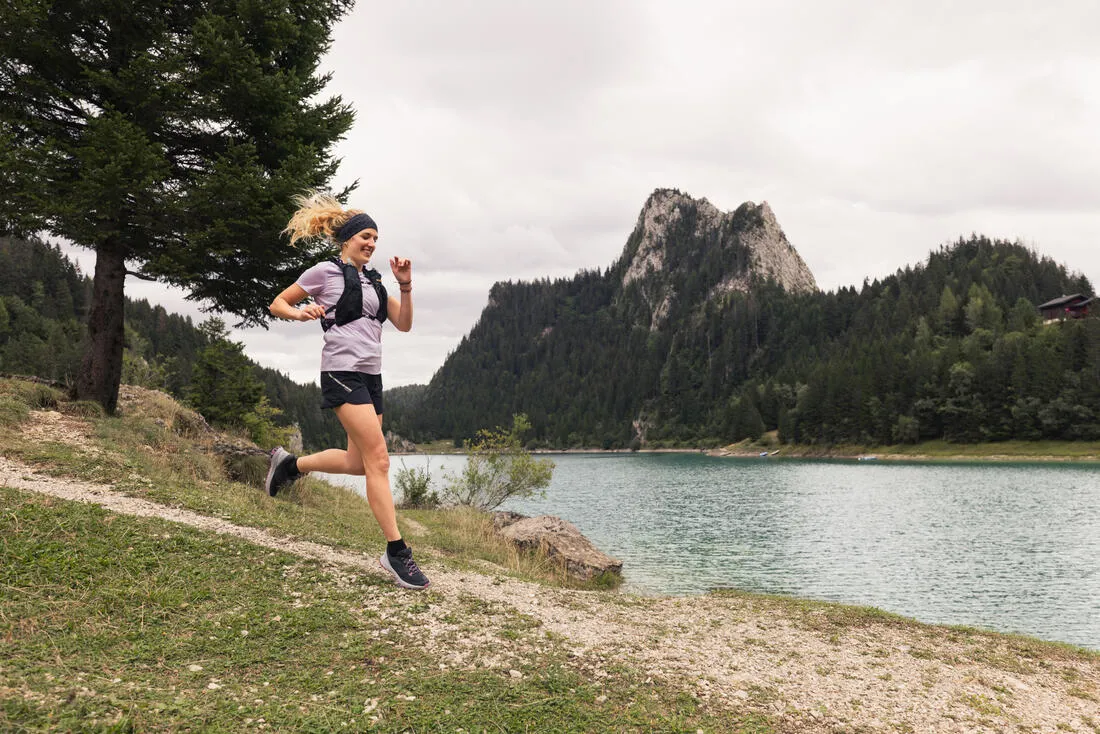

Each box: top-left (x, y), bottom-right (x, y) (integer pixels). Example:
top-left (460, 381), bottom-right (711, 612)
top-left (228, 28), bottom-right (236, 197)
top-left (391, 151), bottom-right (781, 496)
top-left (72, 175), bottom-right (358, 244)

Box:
top-left (265, 447), bottom-right (289, 497)
top-left (379, 553), bottom-right (430, 590)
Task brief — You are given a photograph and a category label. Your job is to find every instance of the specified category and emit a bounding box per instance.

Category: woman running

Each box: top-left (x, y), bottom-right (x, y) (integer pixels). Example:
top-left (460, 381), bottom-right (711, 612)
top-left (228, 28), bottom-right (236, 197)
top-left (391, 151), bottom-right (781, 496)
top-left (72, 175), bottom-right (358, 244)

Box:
top-left (265, 191), bottom-right (429, 590)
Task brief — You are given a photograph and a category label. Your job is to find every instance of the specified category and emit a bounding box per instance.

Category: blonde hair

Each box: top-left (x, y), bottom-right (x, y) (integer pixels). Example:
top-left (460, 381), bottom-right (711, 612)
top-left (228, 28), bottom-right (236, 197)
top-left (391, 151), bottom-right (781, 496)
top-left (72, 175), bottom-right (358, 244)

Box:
top-left (283, 190), bottom-right (364, 246)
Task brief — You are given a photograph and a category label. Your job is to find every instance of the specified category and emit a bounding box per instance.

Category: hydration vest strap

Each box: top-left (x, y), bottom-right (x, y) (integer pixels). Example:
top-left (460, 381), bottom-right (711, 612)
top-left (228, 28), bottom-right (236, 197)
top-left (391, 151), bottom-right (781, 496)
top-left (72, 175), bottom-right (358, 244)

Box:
top-left (319, 258), bottom-right (388, 331)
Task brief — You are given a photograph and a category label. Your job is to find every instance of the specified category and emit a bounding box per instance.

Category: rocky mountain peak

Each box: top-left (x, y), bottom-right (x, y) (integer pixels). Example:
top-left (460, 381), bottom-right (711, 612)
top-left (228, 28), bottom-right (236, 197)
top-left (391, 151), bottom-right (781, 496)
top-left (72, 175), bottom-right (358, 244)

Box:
top-left (727, 199), bottom-right (817, 295)
top-left (619, 189), bottom-right (816, 328)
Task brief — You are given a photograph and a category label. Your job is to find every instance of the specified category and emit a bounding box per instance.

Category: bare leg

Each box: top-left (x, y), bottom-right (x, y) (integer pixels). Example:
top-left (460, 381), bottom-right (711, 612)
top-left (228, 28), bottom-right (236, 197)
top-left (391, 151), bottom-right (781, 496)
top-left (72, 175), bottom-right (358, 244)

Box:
top-left (330, 402), bottom-right (399, 541)
top-left (294, 412), bottom-right (384, 475)
top-left (295, 444), bottom-right (364, 475)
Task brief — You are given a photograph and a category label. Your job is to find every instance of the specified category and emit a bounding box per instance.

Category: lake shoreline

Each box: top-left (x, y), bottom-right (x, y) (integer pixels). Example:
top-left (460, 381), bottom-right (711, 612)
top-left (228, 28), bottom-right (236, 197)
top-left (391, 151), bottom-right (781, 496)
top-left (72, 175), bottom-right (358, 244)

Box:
top-left (402, 433), bottom-right (1100, 461)
top-left (5, 452), bottom-right (1098, 733)
top-left (708, 448), bottom-right (1100, 462)
top-left (3, 379), bottom-right (1098, 732)
top-left (397, 445), bottom-right (1100, 462)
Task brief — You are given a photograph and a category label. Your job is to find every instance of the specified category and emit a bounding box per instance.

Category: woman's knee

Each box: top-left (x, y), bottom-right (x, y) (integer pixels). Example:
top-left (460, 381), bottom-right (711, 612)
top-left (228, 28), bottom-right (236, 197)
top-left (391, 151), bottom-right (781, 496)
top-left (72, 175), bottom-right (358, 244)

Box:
top-left (363, 445), bottom-right (390, 475)
top-left (343, 459), bottom-right (365, 475)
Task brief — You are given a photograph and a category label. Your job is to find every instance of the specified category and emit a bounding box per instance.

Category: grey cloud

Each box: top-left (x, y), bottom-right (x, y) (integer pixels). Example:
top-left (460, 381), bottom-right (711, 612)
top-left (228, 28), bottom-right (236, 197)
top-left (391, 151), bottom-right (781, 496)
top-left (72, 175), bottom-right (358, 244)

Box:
top-left (51, 0), bottom-right (1100, 391)
top-left (337, 1), bottom-right (646, 114)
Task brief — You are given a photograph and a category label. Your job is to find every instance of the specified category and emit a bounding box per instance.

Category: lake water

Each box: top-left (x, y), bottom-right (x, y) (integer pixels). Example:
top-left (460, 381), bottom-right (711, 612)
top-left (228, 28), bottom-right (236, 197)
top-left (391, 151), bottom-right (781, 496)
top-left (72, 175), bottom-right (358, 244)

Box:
top-left (319, 453), bottom-right (1100, 650)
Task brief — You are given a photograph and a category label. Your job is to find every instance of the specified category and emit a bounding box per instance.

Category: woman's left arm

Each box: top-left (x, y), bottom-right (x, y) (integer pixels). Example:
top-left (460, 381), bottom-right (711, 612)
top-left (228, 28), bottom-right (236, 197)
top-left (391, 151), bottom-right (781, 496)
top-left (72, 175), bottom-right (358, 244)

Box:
top-left (388, 256), bottom-right (414, 332)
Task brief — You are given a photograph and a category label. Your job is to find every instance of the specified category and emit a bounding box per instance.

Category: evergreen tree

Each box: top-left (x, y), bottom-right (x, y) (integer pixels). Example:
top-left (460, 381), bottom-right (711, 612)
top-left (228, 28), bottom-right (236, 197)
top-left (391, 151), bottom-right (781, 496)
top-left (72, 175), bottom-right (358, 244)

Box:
top-left (409, 234), bottom-right (1096, 448)
top-left (0, 0), bottom-right (354, 413)
top-left (187, 318), bottom-right (265, 429)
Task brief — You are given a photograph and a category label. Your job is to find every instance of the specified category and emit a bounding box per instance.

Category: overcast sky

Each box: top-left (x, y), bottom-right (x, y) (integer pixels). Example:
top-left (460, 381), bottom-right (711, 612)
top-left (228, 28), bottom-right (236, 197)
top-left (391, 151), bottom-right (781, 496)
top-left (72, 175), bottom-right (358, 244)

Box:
top-left (62, 0), bottom-right (1100, 388)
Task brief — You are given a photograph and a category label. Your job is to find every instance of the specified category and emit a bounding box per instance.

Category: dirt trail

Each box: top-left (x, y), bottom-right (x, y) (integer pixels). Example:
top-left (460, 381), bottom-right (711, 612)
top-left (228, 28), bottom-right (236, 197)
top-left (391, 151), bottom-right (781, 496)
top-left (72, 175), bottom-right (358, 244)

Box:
top-left (3, 418), bottom-right (1099, 734)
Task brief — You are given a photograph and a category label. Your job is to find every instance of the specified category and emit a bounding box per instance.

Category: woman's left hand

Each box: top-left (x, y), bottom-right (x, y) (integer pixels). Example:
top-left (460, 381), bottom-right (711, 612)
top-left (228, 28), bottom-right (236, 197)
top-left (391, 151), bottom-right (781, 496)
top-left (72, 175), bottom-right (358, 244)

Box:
top-left (390, 256), bottom-right (412, 283)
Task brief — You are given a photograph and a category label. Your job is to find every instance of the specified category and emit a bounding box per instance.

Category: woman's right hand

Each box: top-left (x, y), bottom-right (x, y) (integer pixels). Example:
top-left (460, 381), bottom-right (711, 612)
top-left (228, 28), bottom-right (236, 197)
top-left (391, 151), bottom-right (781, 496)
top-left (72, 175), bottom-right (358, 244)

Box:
top-left (297, 303), bottom-right (326, 321)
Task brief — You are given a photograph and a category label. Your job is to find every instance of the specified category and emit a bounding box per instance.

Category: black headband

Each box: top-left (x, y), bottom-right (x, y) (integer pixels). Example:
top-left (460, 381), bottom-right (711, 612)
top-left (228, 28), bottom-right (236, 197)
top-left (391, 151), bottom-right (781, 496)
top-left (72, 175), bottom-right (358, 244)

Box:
top-left (335, 212), bottom-right (378, 242)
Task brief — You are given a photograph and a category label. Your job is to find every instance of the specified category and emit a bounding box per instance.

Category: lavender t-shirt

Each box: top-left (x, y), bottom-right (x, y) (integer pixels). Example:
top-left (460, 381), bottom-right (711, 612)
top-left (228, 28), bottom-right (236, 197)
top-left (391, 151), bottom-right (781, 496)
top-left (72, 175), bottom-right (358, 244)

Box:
top-left (296, 261), bottom-right (385, 374)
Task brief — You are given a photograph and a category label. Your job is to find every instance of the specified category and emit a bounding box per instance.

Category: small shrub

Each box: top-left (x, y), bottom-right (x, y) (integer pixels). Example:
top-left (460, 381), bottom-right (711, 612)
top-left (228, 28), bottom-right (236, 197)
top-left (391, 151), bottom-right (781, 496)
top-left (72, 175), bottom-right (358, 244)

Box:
top-left (892, 415), bottom-right (920, 444)
top-left (395, 459), bottom-right (439, 508)
top-left (240, 396), bottom-right (293, 449)
top-left (121, 351), bottom-right (171, 390)
top-left (224, 454), bottom-right (269, 486)
top-left (587, 569), bottom-right (625, 591)
top-left (442, 414), bottom-right (554, 511)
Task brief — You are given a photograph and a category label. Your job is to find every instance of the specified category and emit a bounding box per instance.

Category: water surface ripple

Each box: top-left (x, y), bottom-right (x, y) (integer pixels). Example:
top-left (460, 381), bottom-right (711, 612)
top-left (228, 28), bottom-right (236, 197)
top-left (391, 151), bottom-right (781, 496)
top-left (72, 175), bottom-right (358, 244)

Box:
top-left (329, 453), bottom-right (1100, 649)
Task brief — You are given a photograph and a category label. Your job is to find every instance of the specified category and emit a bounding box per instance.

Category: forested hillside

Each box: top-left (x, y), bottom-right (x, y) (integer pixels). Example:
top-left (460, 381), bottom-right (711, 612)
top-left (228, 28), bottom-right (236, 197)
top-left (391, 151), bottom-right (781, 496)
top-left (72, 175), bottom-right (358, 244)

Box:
top-left (0, 236), bottom-right (344, 450)
top-left (406, 193), bottom-right (1097, 449)
top-left (8, 215), bottom-right (1097, 454)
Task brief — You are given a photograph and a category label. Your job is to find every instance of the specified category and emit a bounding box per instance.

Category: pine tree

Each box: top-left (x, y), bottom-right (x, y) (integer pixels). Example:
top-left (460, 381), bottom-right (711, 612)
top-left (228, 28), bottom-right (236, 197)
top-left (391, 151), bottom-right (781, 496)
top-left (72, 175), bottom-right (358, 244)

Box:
top-left (0, 0), bottom-right (354, 413)
top-left (187, 318), bottom-right (264, 428)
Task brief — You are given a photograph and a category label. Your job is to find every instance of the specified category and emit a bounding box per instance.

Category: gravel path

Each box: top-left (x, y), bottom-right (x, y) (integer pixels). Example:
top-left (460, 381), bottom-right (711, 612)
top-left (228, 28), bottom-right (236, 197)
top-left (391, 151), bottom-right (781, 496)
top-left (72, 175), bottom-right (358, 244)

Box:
top-left (3, 420), bottom-right (1098, 733)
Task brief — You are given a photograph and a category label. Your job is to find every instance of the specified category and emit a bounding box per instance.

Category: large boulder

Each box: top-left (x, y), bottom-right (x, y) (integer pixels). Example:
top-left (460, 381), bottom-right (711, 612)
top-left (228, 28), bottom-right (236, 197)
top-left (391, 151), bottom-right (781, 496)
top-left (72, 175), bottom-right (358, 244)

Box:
top-left (495, 514), bottom-right (622, 582)
top-left (385, 430), bottom-right (416, 453)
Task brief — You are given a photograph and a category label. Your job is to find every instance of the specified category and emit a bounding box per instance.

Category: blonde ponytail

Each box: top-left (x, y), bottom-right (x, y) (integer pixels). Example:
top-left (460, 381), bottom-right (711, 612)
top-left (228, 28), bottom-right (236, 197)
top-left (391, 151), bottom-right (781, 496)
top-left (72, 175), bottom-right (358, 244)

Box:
top-left (283, 191), bottom-right (363, 246)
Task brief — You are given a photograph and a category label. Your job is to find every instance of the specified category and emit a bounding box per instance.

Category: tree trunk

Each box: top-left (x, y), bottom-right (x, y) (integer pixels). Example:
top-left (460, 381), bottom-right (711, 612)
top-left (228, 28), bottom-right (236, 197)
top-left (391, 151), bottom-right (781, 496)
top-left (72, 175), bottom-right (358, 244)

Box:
top-left (76, 242), bottom-right (126, 414)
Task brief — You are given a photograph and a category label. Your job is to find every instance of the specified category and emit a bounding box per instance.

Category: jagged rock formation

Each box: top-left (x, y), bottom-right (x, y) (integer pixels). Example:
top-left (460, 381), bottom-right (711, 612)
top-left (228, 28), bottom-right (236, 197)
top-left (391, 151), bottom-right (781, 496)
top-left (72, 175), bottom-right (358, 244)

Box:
top-left (407, 187), bottom-right (825, 446)
top-left (619, 189), bottom-right (816, 329)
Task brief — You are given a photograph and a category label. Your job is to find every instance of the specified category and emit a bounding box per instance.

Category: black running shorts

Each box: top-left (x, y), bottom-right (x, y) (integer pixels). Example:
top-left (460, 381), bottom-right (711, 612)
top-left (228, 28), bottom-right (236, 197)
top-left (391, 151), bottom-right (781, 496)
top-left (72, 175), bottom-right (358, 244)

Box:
top-left (320, 371), bottom-right (384, 413)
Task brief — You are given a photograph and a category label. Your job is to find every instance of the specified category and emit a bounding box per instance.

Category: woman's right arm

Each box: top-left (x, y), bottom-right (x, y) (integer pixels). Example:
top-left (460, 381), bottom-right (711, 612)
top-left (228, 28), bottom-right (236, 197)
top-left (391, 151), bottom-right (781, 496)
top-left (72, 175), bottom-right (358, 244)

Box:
top-left (270, 283), bottom-right (325, 321)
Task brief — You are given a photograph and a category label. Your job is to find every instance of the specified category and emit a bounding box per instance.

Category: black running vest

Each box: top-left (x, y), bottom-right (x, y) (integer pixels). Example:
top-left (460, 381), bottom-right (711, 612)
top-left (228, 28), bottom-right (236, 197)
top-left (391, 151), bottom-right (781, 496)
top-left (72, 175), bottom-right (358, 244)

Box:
top-left (320, 258), bottom-right (388, 332)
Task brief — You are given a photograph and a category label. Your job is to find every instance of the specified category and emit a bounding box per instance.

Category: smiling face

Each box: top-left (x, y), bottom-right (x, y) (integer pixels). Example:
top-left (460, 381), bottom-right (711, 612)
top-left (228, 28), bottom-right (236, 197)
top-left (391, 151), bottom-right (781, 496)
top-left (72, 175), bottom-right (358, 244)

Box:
top-left (340, 228), bottom-right (379, 268)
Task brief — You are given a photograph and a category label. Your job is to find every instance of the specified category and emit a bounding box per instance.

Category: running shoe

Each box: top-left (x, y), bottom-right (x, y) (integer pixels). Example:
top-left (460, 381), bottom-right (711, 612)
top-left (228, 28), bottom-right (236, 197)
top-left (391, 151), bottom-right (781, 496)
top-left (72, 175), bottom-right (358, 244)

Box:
top-left (379, 547), bottom-right (430, 590)
top-left (265, 447), bottom-right (298, 497)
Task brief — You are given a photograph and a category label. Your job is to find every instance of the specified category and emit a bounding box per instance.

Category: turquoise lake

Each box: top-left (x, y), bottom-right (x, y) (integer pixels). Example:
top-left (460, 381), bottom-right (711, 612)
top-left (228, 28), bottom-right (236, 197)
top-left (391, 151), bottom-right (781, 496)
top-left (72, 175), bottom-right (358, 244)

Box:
top-left (320, 452), bottom-right (1100, 650)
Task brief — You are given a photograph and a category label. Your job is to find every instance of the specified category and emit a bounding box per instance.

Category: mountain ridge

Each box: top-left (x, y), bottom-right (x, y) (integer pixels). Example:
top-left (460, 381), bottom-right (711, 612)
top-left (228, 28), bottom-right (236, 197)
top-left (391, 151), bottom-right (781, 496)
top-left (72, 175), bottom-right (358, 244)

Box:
top-left (395, 189), bottom-right (1096, 449)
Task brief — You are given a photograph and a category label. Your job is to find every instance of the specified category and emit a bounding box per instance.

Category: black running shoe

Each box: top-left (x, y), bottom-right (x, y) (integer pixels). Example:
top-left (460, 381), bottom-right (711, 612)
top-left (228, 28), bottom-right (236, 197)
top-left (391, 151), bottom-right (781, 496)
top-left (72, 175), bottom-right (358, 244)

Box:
top-left (379, 547), bottom-right (430, 590)
top-left (265, 447), bottom-right (298, 497)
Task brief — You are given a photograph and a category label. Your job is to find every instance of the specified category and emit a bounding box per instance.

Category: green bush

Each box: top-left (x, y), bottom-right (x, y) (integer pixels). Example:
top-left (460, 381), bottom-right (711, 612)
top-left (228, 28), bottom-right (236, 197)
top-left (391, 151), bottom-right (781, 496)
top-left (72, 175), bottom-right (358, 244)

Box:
top-left (3, 380), bottom-right (64, 409)
top-left (442, 414), bottom-right (554, 511)
top-left (892, 415), bottom-right (920, 444)
top-left (240, 396), bottom-right (292, 449)
top-left (395, 459), bottom-right (439, 508)
top-left (224, 454), bottom-right (269, 486)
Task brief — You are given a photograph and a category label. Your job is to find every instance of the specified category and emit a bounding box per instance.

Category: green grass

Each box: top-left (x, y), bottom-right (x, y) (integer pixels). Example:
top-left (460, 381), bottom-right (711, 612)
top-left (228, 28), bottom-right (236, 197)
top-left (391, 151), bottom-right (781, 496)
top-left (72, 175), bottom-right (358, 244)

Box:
top-left (880, 439), bottom-right (1100, 459)
top-left (708, 589), bottom-right (1099, 671)
top-left (4, 377), bottom-right (1098, 731)
top-left (0, 486), bottom-right (771, 732)
top-left (0, 381), bottom-right (621, 592)
top-left (0, 377), bottom-right (66, 410)
top-left (0, 396), bottom-right (30, 428)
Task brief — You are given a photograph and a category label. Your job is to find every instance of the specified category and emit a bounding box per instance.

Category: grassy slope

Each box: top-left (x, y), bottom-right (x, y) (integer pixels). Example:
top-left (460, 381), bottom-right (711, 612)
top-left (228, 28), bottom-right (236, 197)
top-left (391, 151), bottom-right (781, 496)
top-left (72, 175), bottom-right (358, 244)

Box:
top-left (2, 379), bottom-right (1097, 732)
top-left (0, 379), bottom-right (769, 732)
top-left (2, 488), bottom-right (772, 733)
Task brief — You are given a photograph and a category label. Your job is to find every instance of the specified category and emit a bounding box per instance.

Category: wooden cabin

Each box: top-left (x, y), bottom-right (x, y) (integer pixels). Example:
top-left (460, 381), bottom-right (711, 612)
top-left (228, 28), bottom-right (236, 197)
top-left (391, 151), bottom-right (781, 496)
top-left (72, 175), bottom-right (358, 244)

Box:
top-left (1037, 294), bottom-right (1093, 321)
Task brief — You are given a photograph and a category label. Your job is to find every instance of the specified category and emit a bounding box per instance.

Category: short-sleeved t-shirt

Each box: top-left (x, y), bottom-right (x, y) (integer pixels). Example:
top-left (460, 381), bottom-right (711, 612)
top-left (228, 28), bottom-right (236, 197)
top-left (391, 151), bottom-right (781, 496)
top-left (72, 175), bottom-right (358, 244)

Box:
top-left (296, 260), bottom-right (385, 374)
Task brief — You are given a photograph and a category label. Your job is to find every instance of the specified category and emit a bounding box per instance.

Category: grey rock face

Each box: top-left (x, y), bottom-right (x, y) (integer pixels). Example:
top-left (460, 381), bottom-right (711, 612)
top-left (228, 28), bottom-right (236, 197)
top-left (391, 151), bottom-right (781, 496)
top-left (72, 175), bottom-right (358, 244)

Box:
top-left (619, 188), bottom-right (817, 328)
